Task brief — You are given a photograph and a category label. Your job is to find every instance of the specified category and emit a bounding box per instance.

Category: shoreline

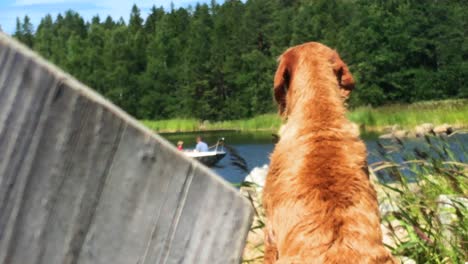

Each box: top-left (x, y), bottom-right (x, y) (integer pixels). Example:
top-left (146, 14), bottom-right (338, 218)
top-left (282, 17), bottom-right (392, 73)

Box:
top-left (143, 99), bottom-right (468, 134)
top-left (149, 124), bottom-right (468, 135)
top-left (158, 129), bottom-right (241, 134)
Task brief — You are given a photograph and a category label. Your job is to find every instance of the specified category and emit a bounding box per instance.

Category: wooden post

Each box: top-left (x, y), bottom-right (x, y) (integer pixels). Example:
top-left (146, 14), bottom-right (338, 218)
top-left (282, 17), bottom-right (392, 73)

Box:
top-left (0, 32), bottom-right (252, 264)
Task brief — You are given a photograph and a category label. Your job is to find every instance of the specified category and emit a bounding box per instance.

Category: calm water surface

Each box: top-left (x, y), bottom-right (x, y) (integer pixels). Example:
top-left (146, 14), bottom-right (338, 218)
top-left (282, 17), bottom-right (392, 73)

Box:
top-left (161, 131), bottom-right (468, 183)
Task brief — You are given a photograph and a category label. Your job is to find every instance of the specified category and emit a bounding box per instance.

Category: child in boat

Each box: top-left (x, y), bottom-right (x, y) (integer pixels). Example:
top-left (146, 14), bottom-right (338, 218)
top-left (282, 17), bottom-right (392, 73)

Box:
top-left (177, 140), bottom-right (184, 151)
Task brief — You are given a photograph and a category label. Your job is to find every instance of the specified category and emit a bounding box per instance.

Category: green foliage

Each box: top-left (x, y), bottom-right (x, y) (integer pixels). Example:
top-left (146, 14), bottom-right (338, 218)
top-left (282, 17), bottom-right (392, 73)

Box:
top-left (14, 16), bottom-right (34, 48)
top-left (141, 113), bottom-right (281, 132)
top-left (143, 100), bottom-right (467, 132)
top-left (373, 136), bottom-right (467, 263)
top-left (141, 119), bottom-right (200, 132)
top-left (11, 0), bottom-right (468, 120)
top-left (348, 99), bottom-right (468, 130)
top-left (207, 113), bottom-right (281, 131)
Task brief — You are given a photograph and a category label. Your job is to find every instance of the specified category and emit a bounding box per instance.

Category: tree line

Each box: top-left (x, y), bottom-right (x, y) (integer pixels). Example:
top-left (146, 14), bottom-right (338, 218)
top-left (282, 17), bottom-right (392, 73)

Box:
top-left (12, 0), bottom-right (467, 120)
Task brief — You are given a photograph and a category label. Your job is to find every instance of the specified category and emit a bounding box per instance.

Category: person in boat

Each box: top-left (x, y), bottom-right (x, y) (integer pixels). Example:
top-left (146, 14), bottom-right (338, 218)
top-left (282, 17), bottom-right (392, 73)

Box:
top-left (177, 140), bottom-right (184, 151)
top-left (195, 136), bottom-right (209, 152)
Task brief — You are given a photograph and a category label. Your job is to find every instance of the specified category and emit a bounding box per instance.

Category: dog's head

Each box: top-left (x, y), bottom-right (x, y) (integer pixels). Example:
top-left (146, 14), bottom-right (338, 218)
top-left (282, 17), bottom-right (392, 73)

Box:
top-left (273, 42), bottom-right (355, 115)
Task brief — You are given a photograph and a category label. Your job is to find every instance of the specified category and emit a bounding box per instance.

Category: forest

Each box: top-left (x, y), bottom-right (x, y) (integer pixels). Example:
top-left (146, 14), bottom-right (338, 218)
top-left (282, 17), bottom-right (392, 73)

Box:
top-left (11, 0), bottom-right (467, 121)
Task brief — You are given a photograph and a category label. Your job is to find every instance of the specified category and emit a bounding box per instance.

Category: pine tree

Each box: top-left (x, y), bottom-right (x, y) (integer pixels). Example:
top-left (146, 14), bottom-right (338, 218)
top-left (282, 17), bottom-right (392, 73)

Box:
top-left (13, 16), bottom-right (34, 48)
top-left (8, 0), bottom-right (467, 118)
top-left (181, 4), bottom-right (217, 119)
top-left (35, 14), bottom-right (54, 59)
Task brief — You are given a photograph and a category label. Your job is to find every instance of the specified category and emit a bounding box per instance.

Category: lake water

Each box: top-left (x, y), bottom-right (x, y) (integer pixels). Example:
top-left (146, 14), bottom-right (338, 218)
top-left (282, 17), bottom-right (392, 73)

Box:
top-left (161, 130), bottom-right (468, 183)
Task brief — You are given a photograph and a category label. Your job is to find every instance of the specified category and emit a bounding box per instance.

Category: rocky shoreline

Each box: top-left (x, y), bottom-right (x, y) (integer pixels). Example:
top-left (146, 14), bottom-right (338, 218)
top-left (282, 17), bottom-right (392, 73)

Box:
top-left (378, 123), bottom-right (466, 139)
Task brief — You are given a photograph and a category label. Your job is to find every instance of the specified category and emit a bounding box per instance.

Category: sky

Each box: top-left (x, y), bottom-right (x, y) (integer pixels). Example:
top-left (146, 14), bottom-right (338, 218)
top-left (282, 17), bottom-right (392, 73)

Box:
top-left (0, 0), bottom-right (218, 34)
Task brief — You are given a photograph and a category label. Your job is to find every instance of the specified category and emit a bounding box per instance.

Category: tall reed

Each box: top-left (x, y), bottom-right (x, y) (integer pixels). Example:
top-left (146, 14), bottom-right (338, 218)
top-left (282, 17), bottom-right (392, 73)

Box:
top-left (348, 99), bottom-right (468, 131)
top-left (141, 119), bottom-right (199, 132)
top-left (373, 135), bottom-right (467, 263)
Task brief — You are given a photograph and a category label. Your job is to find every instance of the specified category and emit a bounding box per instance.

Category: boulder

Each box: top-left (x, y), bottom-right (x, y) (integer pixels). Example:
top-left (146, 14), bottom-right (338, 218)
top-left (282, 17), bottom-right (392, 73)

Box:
top-left (379, 133), bottom-right (394, 139)
top-left (437, 195), bottom-right (468, 246)
top-left (415, 123), bottom-right (434, 137)
top-left (393, 130), bottom-right (409, 139)
top-left (244, 164), bottom-right (268, 190)
top-left (383, 125), bottom-right (401, 133)
top-left (378, 130), bottom-right (409, 140)
top-left (434, 124), bottom-right (453, 135)
top-left (381, 220), bottom-right (409, 249)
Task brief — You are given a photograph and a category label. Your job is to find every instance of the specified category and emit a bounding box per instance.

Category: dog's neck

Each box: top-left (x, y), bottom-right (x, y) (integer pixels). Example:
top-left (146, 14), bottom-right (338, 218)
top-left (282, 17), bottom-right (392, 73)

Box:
top-left (281, 70), bottom-right (351, 140)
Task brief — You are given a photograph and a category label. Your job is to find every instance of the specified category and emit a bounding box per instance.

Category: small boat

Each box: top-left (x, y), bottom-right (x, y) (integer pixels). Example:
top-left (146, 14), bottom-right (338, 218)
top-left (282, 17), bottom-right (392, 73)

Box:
top-left (184, 137), bottom-right (227, 166)
top-left (184, 150), bottom-right (227, 166)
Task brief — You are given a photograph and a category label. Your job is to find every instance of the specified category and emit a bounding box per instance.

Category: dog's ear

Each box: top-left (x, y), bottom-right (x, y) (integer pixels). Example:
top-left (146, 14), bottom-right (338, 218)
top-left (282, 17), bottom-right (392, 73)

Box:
top-left (274, 53), bottom-right (294, 114)
top-left (331, 51), bottom-right (355, 97)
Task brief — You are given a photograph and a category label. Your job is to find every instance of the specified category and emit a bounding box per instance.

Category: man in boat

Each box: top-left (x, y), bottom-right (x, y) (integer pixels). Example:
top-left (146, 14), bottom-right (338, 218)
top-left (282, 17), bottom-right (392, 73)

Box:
top-left (195, 136), bottom-right (209, 152)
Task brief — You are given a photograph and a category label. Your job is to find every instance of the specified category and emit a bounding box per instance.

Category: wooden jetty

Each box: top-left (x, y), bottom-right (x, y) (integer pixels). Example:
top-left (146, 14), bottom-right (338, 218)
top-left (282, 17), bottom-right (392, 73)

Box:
top-left (0, 32), bottom-right (252, 264)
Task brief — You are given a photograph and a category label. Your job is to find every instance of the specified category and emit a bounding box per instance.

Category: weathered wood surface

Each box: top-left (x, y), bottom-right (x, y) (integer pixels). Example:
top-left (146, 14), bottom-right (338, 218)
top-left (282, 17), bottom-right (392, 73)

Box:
top-left (0, 32), bottom-right (252, 264)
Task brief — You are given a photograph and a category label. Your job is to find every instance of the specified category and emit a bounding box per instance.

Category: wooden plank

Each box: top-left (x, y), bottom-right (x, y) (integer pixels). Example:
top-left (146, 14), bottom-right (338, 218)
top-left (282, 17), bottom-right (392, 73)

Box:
top-left (0, 32), bottom-right (252, 264)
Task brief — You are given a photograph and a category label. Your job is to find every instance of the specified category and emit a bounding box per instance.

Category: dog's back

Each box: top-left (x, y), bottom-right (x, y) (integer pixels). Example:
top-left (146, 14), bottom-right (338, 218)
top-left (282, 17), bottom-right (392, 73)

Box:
top-left (263, 42), bottom-right (397, 263)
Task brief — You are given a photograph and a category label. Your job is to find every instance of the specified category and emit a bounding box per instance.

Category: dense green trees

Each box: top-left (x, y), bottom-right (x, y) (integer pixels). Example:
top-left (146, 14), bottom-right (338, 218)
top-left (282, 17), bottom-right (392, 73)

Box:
top-left (12, 0), bottom-right (467, 120)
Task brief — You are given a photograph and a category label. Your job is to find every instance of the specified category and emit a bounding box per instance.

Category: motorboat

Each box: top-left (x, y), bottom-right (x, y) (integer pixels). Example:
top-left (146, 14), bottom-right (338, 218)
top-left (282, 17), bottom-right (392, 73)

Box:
top-left (184, 137), bottom-right (227, 166)
top-left (184, 150), bottom-right (226, 166)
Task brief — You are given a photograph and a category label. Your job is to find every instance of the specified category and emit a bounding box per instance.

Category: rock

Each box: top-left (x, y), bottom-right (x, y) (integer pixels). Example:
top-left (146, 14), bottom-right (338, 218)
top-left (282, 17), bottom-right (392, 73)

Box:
top-left (378, 130), bottom-right (408, 140)
top-left (381, 220), bottom-right (416, 264)
top-left (380, 123), bottom-right (459, 139)
top-left (379, 133), bottom-right (394, 139)
top-left (241, 166), bottom-right (268, 209)
top-left (383, 125), bottom-right (401, 133)
top-left (434, 124), bottom-right (453, 135)
top-left (244, 164), bottom-right (268, 191)
top-left (400, 256), bottom-right (417, 264)
top-left (381, 219), bottom-right (409, 249)
top-left (379, 201), bottom-right (400, 216)
top-left (393, 130), bottom-right (409, 139)
top-left (437, 195), bottom-right (468, 246)
top-left (415, 123), bottom-right (434, 137)
top-left (241, 166), bottom-right (268, 263)
top-left (391, 125), bottom-right (401, 132)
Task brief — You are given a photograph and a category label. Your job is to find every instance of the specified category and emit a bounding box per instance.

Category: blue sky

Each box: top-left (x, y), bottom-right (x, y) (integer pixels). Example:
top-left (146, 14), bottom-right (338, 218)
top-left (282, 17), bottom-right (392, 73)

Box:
top-left (0, 0), bottom-right (218, 34)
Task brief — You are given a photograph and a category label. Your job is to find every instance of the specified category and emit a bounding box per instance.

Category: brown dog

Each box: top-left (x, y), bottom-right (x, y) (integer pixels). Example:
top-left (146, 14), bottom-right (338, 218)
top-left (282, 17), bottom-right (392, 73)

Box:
top-left (263, 42), bottom-right (397, 264)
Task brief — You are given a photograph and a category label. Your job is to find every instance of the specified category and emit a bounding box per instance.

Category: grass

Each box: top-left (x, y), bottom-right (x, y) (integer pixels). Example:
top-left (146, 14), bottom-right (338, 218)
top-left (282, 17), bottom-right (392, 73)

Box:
top-left (141, 118), bottom-right (200, 132)
top-left (241, 135), bottom-right (467, 263)
top-left (348, 99), bottom-right (468, 131)
top-left (142, 99), bottom-right (468, 133)
top-left (373, 135), bottom-right (467, 263)
top-left (204, 114), bottom-right (281, 131)
top-left (141, 114), bottom-right (282, 132)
